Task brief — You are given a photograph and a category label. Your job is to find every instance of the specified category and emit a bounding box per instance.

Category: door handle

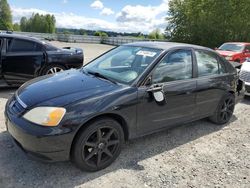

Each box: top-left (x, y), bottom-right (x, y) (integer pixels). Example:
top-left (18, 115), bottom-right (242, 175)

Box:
top-left (147, 85), bottom-right (163, 92)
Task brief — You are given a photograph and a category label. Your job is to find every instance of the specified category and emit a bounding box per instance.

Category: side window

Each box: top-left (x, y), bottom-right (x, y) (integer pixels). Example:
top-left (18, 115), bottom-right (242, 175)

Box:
top-left (8, 39), bottom-right (36, 52)
top-left (218, 57), bottom-right (226, 74)
top-left (152, 50), bottom-right (193, 83)
top-left (6, 38), bottom-right (12, 51)
top-left (245, 45), bottom-right (250, 51)
top-left (195, 50), bottom-right (219, 77)
top-left (35, 43), bottom-right (43, 52)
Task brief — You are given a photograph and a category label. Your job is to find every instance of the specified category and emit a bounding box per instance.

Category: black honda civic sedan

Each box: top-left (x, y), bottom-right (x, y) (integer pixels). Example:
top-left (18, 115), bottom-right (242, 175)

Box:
top-left (5, 42), bottom-right (244, 171)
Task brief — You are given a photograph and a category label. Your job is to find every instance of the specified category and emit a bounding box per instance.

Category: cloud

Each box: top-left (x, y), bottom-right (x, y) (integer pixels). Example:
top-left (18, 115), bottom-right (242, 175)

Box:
top-left (62, 0), bottom-right (68, 4)
top-left (100, 8), bottom-right (114, 16)
top-left (91, 0), bottom-right (114, 16)
top-left (11, 7), bottom-right (124, 32)
top-left (90, 0), bottom-right (103, 10)
top-left (116, 0), bottom-right (169, 32)
top-left (12, 7), bottom-right (48, 22)
top-left (11, 0), bottom-right (169, 34)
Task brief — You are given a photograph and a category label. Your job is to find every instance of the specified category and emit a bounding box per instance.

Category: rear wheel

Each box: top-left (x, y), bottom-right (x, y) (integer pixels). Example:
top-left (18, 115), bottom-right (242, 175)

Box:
top-left (209, 93), bottom-right (235, 125)
top-left (42, 64), bottom-right (65, 75)
top-left (72, 118), bottom-right (124, 172)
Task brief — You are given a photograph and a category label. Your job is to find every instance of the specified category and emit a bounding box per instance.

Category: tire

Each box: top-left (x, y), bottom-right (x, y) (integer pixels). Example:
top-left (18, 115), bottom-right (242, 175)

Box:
top-left (72, 118), bottom-right (124, 172)
top-left (209, 93), bottom-right (235, 125)
top-left (41, 64), bottom-right (66, 75)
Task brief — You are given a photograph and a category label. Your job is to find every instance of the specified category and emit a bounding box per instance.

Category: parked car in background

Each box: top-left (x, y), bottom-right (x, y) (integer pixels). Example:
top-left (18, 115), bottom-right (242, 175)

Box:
top-left (216, 42), bottom-right (250, 63)
top-left (240, 58), bottom-right (250, 96)
top-left (5, 42), bottom-right (244, 172)
top-left (0, 33), bottom-right (84, 86)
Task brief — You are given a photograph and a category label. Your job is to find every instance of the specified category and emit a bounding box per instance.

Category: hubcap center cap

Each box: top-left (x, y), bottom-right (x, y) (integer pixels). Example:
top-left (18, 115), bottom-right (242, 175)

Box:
top-left (98, 143), bottom-right (105, 150)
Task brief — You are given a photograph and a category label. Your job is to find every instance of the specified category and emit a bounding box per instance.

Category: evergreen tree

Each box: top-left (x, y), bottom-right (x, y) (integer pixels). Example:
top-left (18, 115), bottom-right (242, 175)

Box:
top-left (19, 13), bottom-right (56, 33)
top-left (0, 0), bottom-right (13, 30)
top-left (167, 0), bottom-right (250, 47)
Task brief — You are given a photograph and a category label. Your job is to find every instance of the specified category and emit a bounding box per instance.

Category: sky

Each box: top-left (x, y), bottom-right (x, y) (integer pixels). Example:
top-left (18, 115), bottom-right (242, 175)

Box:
top-left (8, 0), bottom-right (169, 34)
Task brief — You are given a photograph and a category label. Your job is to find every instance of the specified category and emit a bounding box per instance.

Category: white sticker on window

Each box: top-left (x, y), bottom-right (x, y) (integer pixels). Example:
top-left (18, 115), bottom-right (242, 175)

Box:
top-left (136, 51), bottom-right (157, 57)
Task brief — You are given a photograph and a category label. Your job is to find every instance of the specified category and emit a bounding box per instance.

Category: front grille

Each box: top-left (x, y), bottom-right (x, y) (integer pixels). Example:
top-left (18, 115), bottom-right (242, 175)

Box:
top-left (9, 97), bottom-right (26, 116)
top-left (240, 70), bottom-right (250, 82)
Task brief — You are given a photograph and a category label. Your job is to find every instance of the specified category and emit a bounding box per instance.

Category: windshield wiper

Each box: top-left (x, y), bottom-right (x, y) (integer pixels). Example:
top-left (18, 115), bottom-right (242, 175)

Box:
top-left (87, 71), bottom-right (117, 84)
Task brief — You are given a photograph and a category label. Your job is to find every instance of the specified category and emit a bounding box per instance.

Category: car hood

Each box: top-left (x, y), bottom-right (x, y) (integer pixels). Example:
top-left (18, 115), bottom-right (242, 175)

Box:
top-left (17, 69), bottom-right (120, 108)
top-left (216, 50), bottom-right (240, 57)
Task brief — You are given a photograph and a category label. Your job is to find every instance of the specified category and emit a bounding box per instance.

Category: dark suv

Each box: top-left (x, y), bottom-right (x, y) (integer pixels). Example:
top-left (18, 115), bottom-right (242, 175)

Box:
top-left (0, 33), bottom-right (83, 86)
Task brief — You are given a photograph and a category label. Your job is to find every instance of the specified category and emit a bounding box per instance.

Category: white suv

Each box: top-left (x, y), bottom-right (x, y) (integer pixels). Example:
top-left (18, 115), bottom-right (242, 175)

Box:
top-left (240, 58), bottom-right (250, 96)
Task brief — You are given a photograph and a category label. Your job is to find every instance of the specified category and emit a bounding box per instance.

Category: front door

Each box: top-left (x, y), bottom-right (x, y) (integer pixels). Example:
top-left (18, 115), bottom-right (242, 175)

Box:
top-left (137, 49), bottom-right (197, 135)
top-left (2, 38), bottom-right (45, 84)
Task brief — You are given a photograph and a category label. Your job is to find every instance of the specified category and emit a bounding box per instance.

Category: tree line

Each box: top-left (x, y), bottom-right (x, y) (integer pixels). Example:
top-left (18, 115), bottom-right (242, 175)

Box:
top-left (20, 14), bottom-right (56, 33)
top-left (166, 0), bottom-right (250, 48)
top-left (0, 0), bottom-right (56, 33)
top-left (0, 0), bottom-right (163, 38)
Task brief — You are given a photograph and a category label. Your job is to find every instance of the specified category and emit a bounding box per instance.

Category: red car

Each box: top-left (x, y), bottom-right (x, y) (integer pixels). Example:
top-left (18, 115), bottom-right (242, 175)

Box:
top-left (216, 42), bottom-right (250, 63)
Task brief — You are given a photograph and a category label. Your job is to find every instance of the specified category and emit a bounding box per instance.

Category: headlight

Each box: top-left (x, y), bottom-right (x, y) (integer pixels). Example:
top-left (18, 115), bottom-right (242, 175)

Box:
top-left (225, 56), bottom-right (232, 61)
top-left (23, 107), bottom-right (66, 127)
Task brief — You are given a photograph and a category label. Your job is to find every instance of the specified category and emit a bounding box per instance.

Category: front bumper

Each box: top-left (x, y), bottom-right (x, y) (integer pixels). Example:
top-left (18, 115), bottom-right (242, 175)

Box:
top-left (245, 82), bottom-right (250, 96)
top-left (5, 110), bottom-right (74, 162)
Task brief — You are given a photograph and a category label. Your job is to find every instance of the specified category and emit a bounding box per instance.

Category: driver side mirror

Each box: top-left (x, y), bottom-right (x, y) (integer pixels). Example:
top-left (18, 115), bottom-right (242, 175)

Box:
top-left (147, 84), bottom-right (165, 103)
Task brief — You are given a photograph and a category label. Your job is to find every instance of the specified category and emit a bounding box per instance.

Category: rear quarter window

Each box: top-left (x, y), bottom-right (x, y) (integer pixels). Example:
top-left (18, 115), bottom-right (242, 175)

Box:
top-left (8, 39), bottom-right (36, 52)
top-left (217, 56), bottom-right (227, 74)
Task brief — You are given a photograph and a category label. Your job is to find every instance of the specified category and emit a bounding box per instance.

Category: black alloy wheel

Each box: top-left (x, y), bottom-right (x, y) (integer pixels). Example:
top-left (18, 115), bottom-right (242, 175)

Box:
top-left (72, 118), bottom-right (124, 171)
top-left (220, 97), bottom-right (234, 122)
top-left (209, 93), bottom-right (235, 125)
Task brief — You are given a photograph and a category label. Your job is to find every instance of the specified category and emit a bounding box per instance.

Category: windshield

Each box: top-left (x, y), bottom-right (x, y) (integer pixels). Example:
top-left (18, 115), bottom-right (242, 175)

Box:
top-left (83, 46), bottom-right (162, 85)
top-left (219, 43), bottom-right (244, 52)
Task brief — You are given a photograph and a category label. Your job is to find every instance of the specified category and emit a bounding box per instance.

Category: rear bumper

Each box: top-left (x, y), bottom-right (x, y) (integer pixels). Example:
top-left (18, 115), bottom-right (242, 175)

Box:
top-left (5, 111), bottom-right (74, 162)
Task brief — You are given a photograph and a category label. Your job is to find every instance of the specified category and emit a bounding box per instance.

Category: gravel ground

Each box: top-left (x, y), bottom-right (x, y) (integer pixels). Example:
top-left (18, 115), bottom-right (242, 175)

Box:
top-left (0, 43), bottom-right (250, 188)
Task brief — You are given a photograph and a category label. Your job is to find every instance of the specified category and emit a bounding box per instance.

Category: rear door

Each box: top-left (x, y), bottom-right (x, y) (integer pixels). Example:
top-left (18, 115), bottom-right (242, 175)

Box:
top-left (2, 38), bottom-right (45, 84)
top-left (194, 49), bottom-right (228, 118)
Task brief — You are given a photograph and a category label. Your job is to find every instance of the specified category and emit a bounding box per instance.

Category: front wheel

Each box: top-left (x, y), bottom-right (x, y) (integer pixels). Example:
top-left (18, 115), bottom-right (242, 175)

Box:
top-left (42, 64), bottom-right (66, 75)
top-left (72, 118), bottom-right (124, 172)
top-left (209, 93), bottom-right (235, 125)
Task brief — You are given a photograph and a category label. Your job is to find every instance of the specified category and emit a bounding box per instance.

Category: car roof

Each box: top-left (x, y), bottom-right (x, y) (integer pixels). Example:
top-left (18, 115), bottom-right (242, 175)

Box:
top-left (0, 33), bottom-right (42, 44)
top-left (124, 41), bottom-right (212, 51)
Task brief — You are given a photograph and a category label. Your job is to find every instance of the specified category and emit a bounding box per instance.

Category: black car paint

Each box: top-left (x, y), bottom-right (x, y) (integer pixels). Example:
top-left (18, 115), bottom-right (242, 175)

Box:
top-left (5, 42), bottom-right (243, 162)
top-left (0, 34), bottom-right (83, 85)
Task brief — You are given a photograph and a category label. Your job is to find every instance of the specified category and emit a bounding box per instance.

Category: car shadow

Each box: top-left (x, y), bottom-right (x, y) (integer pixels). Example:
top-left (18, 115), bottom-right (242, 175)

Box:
top-left (0, 87), bottom-right (17, 99)
top-left (0, 111), bottom-right (238, 188)
top-left (241, 95), bottom-right (250, 105)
